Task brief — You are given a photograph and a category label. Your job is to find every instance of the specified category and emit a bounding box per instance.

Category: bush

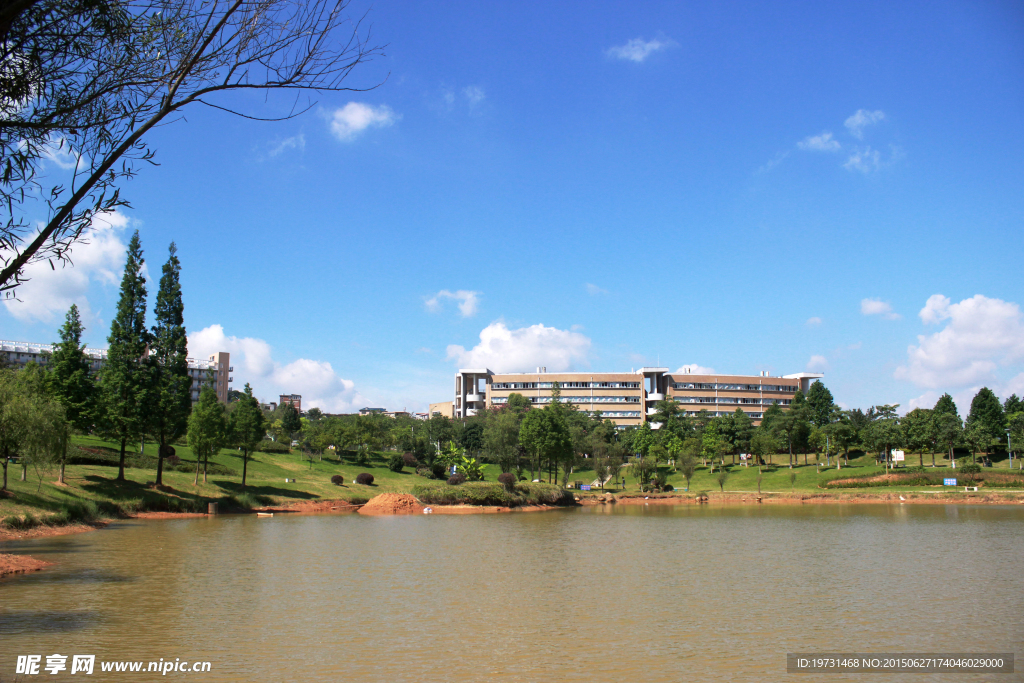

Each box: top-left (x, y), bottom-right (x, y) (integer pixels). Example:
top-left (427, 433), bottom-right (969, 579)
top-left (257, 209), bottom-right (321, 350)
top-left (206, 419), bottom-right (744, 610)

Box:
top-left (355, 447), bottom-right (369, 466)
top-left (416, 466), bottom-right (434, 479)
top-left (388, 453), bottom-right (405, 473)
top-left (958, 463), bottom-right (981, 475)
top-left (412, 481), bottom-right (575, 507)
top-left (662, 483), bottom-right (674, 492)
top-left (497, 472), bottom-right (516, 492)
top-left (355, 472), bottom-right (374, 486)
top-left (258, 440), bottom-right (291, 454)
top-left (402, 452), bottom-right (419, 467)
top-left (430, 462), bottom-right (447, 480)
top-left (331, 474), bottom-right (345, 486)
top-left (447, 472), bottom-right (467, 485)
top-left (165, 454), bottom-right (180, 466)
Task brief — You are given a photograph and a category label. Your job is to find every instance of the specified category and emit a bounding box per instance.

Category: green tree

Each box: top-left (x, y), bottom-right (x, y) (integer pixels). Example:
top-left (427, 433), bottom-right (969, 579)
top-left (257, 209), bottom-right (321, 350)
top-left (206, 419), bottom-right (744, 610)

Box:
top-left (1003, 394), bottom-right (1022, 417)
top-left (864, 408), bottom-right (902, 470)
top-left (99, 230), bottom-right (150, 481)
top-left (633, 421), bottom-right (655, 459)
top-left (933, 393), bottom-right (960, 419)
top-left (750, 428), bottom-right (780, 469)
top-left (505, 392), bottom-right (533, 414)
top-left (678, 452), bottom-right (697, 492)
top-left (806, 380), bottom-right (836, 428)
top-left (148, 242), bottom-right (191, 487)
top-left (460, 421), bottom-right (484, 456)
top-left (484, 407), bottom-right (522, 473)
top-left (716, 469), bottom-right (729, 493)
top-left (46, 303), bottom-right (95, 432)
top-left (933, 412), bottom-right (962, 465)
top-left (901, 408), bottom-right (934, 468)
top-left (281, 403), bottom-right (302, 435)
top-left (228, 383), bottom-right (265, 489)
top-left (966, 387), bottom-right (1005, 453)
top-left (187, 387), bottom-right (226, 485)
top-left (519, 408), bottom-right (571, 483)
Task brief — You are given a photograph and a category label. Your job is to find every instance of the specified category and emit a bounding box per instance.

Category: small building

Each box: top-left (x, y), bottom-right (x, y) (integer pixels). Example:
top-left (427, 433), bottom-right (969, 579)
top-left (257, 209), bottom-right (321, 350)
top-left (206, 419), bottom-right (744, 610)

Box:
top-left (358, 407), bottom-right (387, 416)
top-left (279, 394), bottom-right (302, 412)
top-left (427, 401), bottom-right (454, 419)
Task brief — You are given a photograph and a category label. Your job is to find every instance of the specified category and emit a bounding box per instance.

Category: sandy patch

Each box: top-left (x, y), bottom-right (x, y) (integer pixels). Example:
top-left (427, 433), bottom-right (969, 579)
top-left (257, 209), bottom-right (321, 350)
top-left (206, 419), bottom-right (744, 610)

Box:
top-left (0, 552), bottom-right (53, 578)
top-left (358, 493), bottom-right (423, 515)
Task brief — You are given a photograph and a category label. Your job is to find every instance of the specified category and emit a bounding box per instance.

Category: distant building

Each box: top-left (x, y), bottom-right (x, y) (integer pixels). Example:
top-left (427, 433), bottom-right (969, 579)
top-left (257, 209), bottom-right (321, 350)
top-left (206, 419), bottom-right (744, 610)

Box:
top-left (428, 401), bottom-right (454, 418)
top-left (1, 340), bottom-right (232, 405)
top-left (358, 407), bottom-right (386, 416)
top-left (260, 402), bottom-right (278, 414)
top-left (382, 410), bottom-right (409, 419)
top-left (279, 394), bottom-right (301, 412)
top-left (444, 366), bottom-right (823, 427)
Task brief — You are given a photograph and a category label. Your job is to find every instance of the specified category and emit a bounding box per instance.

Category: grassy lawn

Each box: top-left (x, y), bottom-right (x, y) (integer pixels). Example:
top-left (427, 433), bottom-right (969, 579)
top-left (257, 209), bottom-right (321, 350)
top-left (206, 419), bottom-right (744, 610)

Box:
top-left (4, 439), bottom-right (1022, 525)
top-left (0, 434), bottom-right (500, 522)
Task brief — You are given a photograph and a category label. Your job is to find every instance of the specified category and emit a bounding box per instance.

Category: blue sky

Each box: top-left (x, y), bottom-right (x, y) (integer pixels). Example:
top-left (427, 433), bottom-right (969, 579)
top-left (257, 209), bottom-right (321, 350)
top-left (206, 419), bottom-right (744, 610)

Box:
top-left (3, 0), bottom-right (1023, 415)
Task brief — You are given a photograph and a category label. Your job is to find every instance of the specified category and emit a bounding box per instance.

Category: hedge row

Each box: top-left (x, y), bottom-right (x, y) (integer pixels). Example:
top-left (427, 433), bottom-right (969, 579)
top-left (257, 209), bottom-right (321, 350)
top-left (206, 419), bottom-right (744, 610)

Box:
top-left (411, 481), bottom-right (575, 507)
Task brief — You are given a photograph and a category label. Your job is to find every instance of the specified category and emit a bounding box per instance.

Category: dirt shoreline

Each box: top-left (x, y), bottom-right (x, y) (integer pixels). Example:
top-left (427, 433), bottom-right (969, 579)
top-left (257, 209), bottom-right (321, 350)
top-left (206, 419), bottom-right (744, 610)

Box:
top-left (3, 491), bottom-right (1021, 578)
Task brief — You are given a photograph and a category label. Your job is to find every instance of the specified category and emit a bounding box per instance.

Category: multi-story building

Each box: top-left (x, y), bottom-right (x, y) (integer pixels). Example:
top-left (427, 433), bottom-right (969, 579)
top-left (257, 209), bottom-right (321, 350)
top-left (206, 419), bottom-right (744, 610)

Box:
top-left (452, 366), bottom-right (823, 427)
top-left (1, 340), bottom-right (233, 405)
top-left (279, 394), bottom-right (302, 412)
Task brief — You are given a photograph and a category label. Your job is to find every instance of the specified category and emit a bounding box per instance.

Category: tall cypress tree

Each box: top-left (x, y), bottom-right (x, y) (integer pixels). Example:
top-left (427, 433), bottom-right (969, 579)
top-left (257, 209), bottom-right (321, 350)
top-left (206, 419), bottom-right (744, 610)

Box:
top-left (101, 230), bottom-right (150, 481)
top-left (149, 242), bottom-right (191, 486)
top-left (48, 304), bottom-right (95, 432)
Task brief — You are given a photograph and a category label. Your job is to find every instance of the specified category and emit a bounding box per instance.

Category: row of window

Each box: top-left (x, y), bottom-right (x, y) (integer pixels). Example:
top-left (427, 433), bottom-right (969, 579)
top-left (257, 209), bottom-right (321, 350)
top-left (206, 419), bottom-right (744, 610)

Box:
top-left (491, 381), bottom-right (642, 390)
top-left (683, 410), bottom-right (764, 419)
top-left (672, 396), bottom-right (792, 406)
top-left (492, 395), bottom-right (641, 404)
top-left (671, 382), bottom-right (797, 392)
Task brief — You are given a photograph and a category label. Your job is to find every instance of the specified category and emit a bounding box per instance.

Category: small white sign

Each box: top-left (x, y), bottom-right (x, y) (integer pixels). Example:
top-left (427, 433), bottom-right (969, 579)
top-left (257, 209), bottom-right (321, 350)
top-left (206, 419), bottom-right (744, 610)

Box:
top-left (892, 450), bottom-right (905, 462)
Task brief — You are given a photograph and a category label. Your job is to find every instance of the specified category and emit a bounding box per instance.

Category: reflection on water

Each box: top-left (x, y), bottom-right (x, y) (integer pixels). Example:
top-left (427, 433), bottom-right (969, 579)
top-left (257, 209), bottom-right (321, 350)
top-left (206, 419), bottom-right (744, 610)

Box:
top-left (1, 505), bottom-right (1022, 682)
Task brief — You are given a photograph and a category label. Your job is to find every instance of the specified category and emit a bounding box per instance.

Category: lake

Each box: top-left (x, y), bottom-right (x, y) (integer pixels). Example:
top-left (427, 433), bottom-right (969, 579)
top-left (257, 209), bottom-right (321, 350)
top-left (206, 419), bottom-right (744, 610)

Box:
top-left (2, 503), bottom-right (1022, 682)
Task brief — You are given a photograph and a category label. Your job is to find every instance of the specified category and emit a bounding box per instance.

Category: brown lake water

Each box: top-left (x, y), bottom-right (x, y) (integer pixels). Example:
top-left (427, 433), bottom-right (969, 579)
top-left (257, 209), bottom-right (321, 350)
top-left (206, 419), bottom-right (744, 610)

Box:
top-left (1, 504), bottom-right (1023, 682)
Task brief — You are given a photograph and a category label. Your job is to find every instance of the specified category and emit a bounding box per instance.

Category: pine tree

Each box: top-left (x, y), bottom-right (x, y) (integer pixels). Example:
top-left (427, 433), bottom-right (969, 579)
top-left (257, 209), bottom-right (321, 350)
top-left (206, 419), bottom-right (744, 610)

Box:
top-left (966, 387), bottom-right (1005, 451)
top-left (100, 230), bottom-right (150, 481)
top-left (228, 383), bottom-right (265, 489)
top-left (47, 304), bottom-right (95, 432)
top-left (149, 243), bottom-right (191, 486)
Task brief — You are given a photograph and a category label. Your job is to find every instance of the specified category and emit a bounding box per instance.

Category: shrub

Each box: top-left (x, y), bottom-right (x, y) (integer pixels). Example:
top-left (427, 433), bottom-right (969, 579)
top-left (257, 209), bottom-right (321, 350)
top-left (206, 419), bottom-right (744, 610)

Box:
top-left (388, 453), bottom-right (405, 473)
top-left (416, 466), bottom-right (434, 479)
top-left (355, 472), bottom-right (374, 485)
top-left (258, 440), bottom-right (291, 454)
top-left (497, 472), bottom-right (516, 492)
top-left (958, 463), bottom-right (981, 475)
top-left (662, 483), bottom-right (674, 492)
top-left (447, 472), bottom-right (467, 486)
top-left (166, 454), bottom-right (180, 466)
top-left (402, 452), bottom-right (419, 467)
top-left (331, 475), bottom-right (345, 486)
top-left (412, 481), bottom-right (575, 507)
top-left (355, 447), bottom-right (369, 466)
top-left (430, 462), bottom-right (448, 480)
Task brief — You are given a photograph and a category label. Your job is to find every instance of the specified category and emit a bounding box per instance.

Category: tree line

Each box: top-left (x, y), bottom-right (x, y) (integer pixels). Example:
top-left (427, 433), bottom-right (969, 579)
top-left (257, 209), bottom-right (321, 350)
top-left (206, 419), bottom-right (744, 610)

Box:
top-left (1, 231), bottom-right (268, 491)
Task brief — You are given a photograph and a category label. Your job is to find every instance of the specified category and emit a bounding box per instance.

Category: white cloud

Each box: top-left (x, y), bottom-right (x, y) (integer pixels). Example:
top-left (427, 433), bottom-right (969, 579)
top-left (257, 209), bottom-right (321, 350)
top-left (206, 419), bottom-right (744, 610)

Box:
top-left (756, 151), bottom-right (789, 174)
top-left (2, 210), bottom-right (131, 325)
top-left (861, 298), bottom-right (901, 320)
top-left (188, 325), bottom-right (366, 413)
top-left (844, 147), bottom-right (881, 173)
top-left (424, 289), bottom-right (480, 317)
top-left (807, 355), bottom-right (829, 371)
top-left (606, 37), bottom-right (674, 63)
top-left (268, 134), bottom-right (305, 157)
top-left (463, 86), bottom-right (485, 106)
top-left (585, 283), bottom-right (608, 296)
top-left (446, 321), bottom-right (591, 372)
top-left (894, 294), bottom-right (1024, 390)
top-left (806, 317), bottom-right (822, 326)
top-left (674, 364), bottom-right (716, 375)
top-left (328, 102), bottom-right (397, 141)
top-left (798, 132), bottom-right (841, 152)
top-left (844, 109), bottom-right (885, 139)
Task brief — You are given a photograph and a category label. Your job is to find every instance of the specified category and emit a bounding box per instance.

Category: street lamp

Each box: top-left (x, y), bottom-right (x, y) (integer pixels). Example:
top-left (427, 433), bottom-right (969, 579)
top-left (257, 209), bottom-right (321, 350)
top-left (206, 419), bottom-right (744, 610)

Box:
top-left (1007, 429), bottom-right (1012, 469)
